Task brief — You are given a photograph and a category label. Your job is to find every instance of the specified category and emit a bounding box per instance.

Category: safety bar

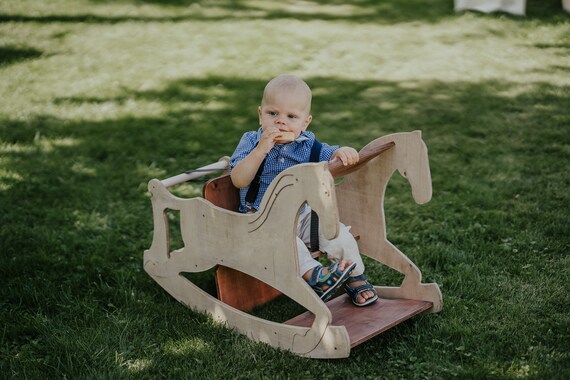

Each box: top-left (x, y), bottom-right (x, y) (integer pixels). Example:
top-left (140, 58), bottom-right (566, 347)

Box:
top-left (160, 157), bottom-right (230, 188)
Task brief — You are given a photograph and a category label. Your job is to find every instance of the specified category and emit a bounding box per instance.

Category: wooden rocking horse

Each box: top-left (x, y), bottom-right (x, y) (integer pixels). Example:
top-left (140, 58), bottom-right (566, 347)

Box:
top-left (143, 131), bottom-right (443, 358)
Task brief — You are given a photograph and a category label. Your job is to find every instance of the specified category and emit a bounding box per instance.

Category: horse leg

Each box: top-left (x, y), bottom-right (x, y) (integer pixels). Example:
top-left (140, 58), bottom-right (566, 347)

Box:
top-left (374, 239), bottom-right (442, 311)
top-left (145, 179), bottom-right (189, 264)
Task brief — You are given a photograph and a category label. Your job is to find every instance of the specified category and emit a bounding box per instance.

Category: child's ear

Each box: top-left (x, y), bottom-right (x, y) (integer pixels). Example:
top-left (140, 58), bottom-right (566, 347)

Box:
top-left (258, 106), bottom-right (263, 125)
top-left (302, 115), bottom-right (312, 131)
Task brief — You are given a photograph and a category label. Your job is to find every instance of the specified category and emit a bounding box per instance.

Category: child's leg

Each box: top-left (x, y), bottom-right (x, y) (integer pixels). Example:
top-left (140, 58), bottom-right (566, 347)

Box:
top-left (296, 236), bottom-right (321, 276)
top-left (317, 223), bottom-right (365, 277)
top-left (296, 230), bottom-right (355, 277)
top-left (296, 207), bottom-right (321, 276)
top-left (297, 206), bottom-right (364, 274)
top-left (305, 210), bottom-right (377, 306)
top-left (296, 207), bottom-right (355, 301)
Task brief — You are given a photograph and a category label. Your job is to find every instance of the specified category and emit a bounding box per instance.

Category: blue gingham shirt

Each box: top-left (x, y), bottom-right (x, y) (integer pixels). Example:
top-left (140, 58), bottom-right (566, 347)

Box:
top-left (230, 128), bottom-right (339, 213)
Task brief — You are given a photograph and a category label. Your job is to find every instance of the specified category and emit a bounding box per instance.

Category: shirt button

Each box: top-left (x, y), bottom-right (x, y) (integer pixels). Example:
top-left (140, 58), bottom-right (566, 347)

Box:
top-left (280, 158), bottom-right (285, 163)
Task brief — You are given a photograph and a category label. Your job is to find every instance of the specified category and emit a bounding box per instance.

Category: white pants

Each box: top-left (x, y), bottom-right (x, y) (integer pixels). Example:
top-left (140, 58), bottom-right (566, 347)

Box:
top-left (296, 207), bottom-right (365, 277)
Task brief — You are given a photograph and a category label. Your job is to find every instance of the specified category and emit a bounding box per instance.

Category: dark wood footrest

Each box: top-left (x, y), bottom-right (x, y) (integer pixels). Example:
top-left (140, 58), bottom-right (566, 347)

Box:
top-left (285, 295), bottom-right (433, 348)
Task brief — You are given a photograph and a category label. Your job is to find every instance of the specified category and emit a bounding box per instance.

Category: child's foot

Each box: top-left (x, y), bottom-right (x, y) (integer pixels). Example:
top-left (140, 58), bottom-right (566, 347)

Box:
top-left (344, 274), bottom-right (378, 306)
top-left (305, 261), bottom-right (357, 302)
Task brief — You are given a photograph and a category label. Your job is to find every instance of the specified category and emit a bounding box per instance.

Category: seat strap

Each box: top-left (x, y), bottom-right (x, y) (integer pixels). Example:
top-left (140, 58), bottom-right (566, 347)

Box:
top-left (244, 153), bottom-right (266, 212)
top-left (309, 140), bottom-right (322, 252)
top-left (309, 139), bottom-right (322, 163)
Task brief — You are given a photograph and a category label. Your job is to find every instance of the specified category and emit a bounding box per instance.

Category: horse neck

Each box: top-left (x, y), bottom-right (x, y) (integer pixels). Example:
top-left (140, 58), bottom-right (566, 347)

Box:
top-left (386, 132), bottom-right (421, 173)
top-left (363, 132), bottom-right (422, 194)
top-left (249, 174), bottom-right (307, 227)
top-left (253, 165), bottom-right (332, 229)
top-left (387, 132), bottom-right (431, 203)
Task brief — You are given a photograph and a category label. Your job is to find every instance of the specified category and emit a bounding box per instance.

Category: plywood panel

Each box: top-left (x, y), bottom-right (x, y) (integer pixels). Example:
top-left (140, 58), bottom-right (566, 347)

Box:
top-left (286, 295), bottom-right (432, 348)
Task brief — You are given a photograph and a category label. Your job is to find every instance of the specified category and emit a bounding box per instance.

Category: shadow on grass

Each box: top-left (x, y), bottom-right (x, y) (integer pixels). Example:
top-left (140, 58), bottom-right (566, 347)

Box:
top-left (2, 74), bottom-right (568, 274)
top-left (1, 75), bottom-right (569, 376)
top-left (2, 74), bottom-right (568, 285)
top-left (1, 0), bottom-right (568, 25)
top-left (0, 45), bottom-right (43, 66)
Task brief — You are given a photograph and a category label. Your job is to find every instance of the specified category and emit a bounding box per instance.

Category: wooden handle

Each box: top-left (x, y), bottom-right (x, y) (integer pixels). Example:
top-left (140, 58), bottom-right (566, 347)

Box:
top-left (329, 141), bottom-right (395, 178)
top-left (161, 157), bottom-right (230, 188)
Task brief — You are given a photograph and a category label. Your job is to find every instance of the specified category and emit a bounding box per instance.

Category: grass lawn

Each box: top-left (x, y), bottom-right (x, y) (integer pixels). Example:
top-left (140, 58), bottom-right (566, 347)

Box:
top-left (1, 0), bottom-right (569, 378)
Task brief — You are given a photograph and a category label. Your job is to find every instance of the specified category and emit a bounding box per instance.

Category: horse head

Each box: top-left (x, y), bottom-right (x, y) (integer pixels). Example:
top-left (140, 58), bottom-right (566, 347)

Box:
top-left (395, 131), bottom-right (432, 205)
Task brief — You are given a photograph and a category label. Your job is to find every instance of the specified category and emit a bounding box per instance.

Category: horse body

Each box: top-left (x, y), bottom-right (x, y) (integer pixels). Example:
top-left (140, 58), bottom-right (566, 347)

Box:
top-left (146, 162), bottom-right (337, 282)
top-left (336, 131), bottom-right (442, 311)
top-left (144, 162), bottom-right (349, 358)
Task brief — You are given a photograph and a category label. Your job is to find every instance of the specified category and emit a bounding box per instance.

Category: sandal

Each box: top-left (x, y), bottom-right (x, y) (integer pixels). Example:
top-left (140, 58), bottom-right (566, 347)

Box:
top-left (308, 262), bottom-right (357, 302)
top-left (344, 274), bottom-right (378, 307)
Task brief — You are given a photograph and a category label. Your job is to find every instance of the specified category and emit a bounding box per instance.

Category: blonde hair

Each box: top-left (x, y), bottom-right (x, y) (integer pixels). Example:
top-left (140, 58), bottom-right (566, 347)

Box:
top-left (261, 74), bottom-right (312, 113)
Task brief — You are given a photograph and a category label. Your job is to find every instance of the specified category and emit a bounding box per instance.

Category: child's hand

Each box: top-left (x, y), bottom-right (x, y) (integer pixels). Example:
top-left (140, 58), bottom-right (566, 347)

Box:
top-left (256, 126), bottom-right (281, 155)
top-left (332, 146), bottom-right (359, 166)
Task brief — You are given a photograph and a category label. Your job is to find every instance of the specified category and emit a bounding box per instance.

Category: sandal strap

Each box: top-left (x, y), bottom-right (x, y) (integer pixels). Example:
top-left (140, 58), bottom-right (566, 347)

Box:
top-left (308, 265), bottom-right (323, 287)
top-left (346, 273), bottom-right (367, 284)
top-left (308, 262), bottom-right (356, 302)
top-left (345, 283), bottom-right (374, 297)
top-left (308, 262), bottom-right (339, 287)
top-left (344, 274), bottom-right (379, 305)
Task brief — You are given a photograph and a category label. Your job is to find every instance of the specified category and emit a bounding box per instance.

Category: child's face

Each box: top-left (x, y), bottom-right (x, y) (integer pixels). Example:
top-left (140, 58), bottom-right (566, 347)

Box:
top-left (258, 92), bottom-right (312, 138)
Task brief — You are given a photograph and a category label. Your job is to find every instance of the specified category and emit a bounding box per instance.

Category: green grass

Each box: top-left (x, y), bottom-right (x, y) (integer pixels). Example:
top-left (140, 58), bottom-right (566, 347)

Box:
top-left (1, 0), bottom-right (569, 378)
